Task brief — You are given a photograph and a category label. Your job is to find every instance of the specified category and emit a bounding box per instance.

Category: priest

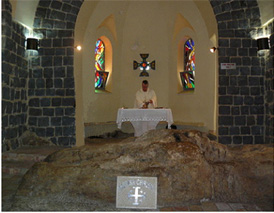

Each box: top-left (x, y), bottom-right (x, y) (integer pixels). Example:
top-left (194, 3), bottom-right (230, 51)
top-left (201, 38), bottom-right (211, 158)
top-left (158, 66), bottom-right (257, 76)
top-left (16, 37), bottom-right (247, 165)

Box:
top-left (134, 80), bottom-right (157, 109)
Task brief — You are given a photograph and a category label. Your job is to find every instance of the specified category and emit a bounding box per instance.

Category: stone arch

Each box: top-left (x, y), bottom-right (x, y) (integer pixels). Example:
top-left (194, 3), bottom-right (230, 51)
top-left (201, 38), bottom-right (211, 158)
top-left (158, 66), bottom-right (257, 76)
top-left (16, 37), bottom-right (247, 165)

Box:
top-left (2, 0), bottom-right (29, 151)
top-left (209, 0), bottom-right (269, 145)
top-left (28, 0), bottom-right (84, 146)
top-left (14, 0), bottom-right (271, 147)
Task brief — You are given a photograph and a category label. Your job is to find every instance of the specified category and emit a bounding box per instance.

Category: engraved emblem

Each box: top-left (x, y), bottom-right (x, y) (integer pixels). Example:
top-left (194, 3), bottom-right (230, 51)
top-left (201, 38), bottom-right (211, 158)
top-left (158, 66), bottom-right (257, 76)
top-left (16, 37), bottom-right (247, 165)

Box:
top-left (116, 176), bottom-right (157, 209)
top-left (128, 186), bottom-right (146, 205)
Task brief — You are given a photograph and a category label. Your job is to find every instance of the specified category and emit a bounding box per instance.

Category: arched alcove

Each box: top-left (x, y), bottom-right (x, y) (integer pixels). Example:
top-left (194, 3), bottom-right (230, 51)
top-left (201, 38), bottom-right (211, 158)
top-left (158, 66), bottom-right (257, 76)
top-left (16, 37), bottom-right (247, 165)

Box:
top-left (169, 7), bottom-right (217, 133)
top-left (74, 0), bottom-right (218, 146)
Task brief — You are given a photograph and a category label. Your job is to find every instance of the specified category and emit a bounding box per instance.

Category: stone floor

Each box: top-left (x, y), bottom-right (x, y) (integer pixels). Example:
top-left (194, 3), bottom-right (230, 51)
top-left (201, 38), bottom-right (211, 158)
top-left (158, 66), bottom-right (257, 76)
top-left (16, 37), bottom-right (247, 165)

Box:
top-left (2, 140), bottom-right (273, 211)
top-left (158, 202), bottom-right (272, 211)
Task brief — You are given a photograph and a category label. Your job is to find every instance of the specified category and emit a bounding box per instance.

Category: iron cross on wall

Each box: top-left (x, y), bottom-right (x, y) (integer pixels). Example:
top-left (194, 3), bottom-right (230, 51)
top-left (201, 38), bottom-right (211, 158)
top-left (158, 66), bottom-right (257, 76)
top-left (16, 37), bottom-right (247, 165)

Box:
top-left (133, 54), bottom-right (156, 77)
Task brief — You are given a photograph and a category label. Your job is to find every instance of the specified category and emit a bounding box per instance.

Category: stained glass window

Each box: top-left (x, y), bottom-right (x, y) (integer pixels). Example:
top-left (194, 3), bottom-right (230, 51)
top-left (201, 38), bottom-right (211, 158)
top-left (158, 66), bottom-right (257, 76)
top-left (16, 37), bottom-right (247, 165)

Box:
top-left (95, 39), bottom-right (107, 90)
top-left (180, 71), bottom-right (195, 90)
top-left (184, 39), bottom-right (195, 72)
top-left (95, 71), bottom-right (109, 90)
top-left (181, 38), bottom-right (195, 90)
top-left (95, 39), bottom-right (105, 71)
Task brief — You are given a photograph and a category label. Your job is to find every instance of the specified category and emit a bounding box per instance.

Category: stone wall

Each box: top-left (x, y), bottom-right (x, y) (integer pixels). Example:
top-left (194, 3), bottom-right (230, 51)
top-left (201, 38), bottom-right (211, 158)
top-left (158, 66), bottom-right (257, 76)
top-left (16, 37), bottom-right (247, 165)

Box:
top-left (210, 0), bottom-right (266, 144)
top-left (2, 0), bottom-right (28, 151)
top-left (27, 0), bottom-right (83, 146)
top-left (265, 20), bottom-right (274, 143)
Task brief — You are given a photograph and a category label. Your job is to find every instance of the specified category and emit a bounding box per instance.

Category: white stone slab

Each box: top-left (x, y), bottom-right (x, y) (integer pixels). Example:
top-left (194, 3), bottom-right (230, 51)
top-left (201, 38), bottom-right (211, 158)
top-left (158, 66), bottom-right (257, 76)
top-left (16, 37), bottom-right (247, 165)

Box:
top-left (116, 176), bottom-right (157, 209)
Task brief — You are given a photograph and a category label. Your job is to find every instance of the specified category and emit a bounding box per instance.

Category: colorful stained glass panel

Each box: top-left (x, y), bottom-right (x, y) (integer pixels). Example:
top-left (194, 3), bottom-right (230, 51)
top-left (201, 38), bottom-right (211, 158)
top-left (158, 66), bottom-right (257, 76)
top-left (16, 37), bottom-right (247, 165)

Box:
top-left (180, 71), bottom-right (195, 90)
top-left (183, 38), bottom-right (195, 91)
top-left (95, 39), bottom-right (105, 71)
top-left (95, 39), bottom-right (107, 91)
top-left (184, 39), bottom-right (195, 72)
top-left (95, 71), bottom-right (109, 89)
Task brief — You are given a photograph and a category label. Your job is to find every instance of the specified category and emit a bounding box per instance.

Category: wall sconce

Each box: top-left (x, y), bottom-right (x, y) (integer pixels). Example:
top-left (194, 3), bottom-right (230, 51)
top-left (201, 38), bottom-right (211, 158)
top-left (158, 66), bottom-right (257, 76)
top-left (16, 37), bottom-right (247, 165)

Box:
top-left (76, 45), bottom-right (82, 51)
top-left (257, 37), bottom-right (269, 50)
top-left (210, 47), bottom-right (217, 53)
top-left (26, 38), bottom-right (39, 50)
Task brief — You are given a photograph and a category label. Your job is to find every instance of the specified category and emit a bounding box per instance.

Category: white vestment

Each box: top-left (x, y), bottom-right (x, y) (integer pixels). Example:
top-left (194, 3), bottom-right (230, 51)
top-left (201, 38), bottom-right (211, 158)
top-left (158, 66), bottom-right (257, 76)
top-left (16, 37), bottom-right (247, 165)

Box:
top-left (134, 88), bottom-right (157, 108)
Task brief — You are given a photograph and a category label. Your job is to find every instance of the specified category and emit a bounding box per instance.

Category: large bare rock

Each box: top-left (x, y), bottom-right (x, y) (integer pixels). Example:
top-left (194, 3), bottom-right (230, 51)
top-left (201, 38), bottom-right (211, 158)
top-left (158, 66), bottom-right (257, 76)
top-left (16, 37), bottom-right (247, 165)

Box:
top-left (12, 129), bottom-right (273, 211)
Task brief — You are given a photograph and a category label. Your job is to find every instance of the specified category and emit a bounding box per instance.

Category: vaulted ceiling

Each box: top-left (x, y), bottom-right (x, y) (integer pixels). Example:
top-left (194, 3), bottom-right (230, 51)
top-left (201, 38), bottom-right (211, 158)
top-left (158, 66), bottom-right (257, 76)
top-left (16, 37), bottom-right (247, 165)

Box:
top-left (10, 0), bottom-right (274, 30)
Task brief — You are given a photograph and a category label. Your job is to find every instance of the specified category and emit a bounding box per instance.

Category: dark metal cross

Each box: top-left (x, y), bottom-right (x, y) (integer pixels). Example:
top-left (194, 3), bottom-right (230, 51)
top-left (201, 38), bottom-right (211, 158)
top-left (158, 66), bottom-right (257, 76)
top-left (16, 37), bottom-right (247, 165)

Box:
top-left (133, 54), bottom-right (155, 77)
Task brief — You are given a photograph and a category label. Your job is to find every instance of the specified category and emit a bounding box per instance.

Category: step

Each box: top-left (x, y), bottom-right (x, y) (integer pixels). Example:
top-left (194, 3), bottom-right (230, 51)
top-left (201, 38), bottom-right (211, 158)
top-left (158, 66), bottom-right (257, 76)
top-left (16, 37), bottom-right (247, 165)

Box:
top-left (2, 152), bottom-right (47, 162)
top-left (2, 146), bottom-right (63, 162)
top-left (2, 146), bottom-right (64, 175)
top-left (2, 159), bottom-right (36, 175)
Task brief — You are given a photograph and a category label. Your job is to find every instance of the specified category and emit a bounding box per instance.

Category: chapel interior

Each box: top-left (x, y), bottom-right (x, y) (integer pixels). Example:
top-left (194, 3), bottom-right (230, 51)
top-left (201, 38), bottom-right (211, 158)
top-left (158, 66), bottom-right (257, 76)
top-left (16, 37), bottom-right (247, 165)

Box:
top-left (1, 0), bottom-right (274, 211)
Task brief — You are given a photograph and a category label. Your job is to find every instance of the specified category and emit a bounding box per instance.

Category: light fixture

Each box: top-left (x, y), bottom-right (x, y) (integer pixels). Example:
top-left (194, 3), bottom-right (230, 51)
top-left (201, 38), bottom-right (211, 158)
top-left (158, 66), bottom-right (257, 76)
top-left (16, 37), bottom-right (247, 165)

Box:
top-left (76, 45), bottom-right (82, 51)
top-left (26, 38), bottom-right (39, 50)
top-left (257, 37), bottom-right (269, 50)
top-left (210, 47), bottom-right (217, 53)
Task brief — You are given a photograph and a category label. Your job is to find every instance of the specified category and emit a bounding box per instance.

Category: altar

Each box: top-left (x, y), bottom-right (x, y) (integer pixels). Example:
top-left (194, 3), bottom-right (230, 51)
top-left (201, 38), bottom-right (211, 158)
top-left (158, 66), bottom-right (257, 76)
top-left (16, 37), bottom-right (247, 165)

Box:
top-left (116, 108), bottom-right (174, 137)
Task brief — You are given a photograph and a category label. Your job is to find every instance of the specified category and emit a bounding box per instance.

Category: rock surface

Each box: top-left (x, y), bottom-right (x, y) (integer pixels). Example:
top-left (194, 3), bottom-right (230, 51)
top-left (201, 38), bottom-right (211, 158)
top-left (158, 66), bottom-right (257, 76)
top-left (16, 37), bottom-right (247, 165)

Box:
top-left (12, 129), bottom-right (273, 211)
top-left (18, 130), bottom-right (56, 147)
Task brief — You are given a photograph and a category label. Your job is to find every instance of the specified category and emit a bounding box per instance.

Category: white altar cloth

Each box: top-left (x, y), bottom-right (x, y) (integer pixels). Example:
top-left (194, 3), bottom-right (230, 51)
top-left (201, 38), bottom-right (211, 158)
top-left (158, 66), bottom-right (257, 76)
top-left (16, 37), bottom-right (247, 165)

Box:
top-left (116, 108), bottom-right (174, 137)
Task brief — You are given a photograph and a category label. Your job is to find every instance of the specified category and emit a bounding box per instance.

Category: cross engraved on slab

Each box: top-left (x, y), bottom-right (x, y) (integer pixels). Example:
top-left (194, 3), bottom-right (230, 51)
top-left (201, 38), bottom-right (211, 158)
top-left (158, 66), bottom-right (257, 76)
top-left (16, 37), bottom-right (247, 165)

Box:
top-left (116, 176), bottom-right (157, 209)
top-left (128, 186), bottom-right (146, 205)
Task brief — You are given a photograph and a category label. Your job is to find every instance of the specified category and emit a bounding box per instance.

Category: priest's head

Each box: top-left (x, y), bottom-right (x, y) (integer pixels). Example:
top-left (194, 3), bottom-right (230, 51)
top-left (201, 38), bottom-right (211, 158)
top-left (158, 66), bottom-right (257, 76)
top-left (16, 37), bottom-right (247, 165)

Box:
top-left (142, 80), bottom-right (149, 92)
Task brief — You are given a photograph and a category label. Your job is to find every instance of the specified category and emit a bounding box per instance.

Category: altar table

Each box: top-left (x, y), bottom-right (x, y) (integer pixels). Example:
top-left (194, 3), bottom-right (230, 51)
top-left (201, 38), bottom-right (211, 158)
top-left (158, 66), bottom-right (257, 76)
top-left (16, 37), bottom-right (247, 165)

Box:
top-left (116, 108), bottom-right (174, 137)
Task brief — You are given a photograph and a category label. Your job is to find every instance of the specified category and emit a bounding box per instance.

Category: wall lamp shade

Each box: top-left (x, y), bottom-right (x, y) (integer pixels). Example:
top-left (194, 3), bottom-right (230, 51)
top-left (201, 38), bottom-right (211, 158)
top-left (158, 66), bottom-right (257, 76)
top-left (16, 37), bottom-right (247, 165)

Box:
top-left (26, 38), bottom-right (39, 50)
top-left (210, 47), bottom-right (217, 53)
top-left (257, 37), bottom-right (269, 50)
